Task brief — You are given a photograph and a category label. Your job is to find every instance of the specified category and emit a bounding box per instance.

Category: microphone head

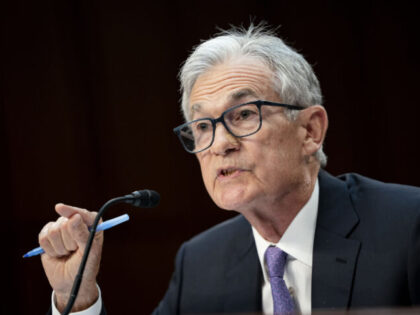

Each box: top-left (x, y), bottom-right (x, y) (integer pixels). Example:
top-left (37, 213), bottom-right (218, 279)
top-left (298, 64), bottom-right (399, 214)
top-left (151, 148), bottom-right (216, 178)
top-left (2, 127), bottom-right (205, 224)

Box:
top-left (126, 190), bottom-right (160, 208)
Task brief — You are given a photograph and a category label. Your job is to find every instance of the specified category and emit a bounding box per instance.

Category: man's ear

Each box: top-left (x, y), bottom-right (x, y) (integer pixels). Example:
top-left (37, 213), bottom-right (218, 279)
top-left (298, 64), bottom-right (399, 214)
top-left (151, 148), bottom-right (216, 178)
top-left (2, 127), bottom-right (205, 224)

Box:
top-left (299, 105), bottom-right (328, 157)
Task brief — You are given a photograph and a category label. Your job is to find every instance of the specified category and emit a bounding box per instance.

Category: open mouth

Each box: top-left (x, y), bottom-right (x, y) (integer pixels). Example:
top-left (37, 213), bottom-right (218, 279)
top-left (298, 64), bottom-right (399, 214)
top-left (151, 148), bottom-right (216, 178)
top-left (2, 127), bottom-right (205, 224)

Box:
top-left (221, 168), bottom-right (237, 176)
top-left (218, 167), bottom-right (243, 178)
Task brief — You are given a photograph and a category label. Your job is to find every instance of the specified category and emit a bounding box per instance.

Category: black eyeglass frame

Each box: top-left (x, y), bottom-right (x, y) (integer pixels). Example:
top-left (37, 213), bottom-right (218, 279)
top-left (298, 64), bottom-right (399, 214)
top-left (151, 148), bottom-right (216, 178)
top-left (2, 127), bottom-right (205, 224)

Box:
top-left (173, 100), bottom-right (305, 154)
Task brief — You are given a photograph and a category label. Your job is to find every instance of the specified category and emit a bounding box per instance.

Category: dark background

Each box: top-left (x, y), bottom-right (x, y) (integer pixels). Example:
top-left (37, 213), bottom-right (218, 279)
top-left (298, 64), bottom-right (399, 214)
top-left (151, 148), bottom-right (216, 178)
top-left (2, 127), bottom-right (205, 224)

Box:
top-left (2, 0), bottom-right (419, 313)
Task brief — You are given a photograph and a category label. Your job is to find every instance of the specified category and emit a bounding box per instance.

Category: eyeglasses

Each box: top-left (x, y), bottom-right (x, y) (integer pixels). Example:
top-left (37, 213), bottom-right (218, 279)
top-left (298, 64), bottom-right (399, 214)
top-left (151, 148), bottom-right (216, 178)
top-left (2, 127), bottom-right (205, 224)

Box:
top-left (173, 100), bottom-right (305, 154)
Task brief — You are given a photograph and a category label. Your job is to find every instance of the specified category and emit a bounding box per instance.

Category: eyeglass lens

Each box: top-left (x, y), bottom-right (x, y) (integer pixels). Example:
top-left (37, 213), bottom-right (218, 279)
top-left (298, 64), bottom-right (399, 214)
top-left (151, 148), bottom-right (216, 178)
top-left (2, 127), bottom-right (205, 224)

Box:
top-left (178, 103), bottom-right (261, 153)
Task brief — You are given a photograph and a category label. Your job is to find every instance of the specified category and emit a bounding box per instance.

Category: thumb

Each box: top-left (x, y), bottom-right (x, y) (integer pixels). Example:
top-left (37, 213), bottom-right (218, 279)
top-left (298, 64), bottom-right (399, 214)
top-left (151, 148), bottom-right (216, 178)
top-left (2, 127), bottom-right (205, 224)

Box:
top-left (55, 203), bottom-right (97, 226)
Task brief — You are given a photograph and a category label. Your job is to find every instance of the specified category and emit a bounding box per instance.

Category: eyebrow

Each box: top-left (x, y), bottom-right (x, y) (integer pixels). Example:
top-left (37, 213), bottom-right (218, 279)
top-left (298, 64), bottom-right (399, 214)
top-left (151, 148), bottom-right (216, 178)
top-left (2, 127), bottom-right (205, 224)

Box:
top-left (189, 88), bottom-right (259, 118)
top-left (191, 103), bottom-right (201, 115)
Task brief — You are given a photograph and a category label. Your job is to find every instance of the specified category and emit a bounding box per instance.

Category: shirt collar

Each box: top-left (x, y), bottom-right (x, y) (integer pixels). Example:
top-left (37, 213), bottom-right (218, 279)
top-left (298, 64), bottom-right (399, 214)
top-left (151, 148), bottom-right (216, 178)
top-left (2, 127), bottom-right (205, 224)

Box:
top-left (252, 179), bottom-right (319, 270)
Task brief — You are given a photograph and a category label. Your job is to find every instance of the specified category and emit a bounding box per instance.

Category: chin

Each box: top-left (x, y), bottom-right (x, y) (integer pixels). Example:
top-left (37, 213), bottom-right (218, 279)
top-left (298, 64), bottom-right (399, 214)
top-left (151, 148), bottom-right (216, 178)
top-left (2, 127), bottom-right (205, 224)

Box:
top-left (213, 188), bottom-right (252, 211)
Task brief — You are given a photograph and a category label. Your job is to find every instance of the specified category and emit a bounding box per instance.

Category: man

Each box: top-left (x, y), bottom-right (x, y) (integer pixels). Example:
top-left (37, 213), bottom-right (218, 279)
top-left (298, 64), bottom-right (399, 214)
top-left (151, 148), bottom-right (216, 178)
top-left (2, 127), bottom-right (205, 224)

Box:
top-left (40, 25), bottom-right (420, 314)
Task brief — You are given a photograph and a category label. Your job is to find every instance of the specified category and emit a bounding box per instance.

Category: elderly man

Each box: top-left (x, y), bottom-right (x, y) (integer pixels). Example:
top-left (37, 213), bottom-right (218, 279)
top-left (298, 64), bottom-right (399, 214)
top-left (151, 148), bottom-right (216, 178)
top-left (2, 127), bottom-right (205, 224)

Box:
top-left (41, 25), bottom-right (420, 314)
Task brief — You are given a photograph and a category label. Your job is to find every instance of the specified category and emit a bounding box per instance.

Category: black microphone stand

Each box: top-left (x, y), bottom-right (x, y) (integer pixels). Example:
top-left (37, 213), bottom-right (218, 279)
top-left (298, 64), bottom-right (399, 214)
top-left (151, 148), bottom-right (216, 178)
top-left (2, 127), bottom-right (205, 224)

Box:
top-left (61, 195), bottom-right (127, 315)
top-left (61, 190), bottom-right (159, 314)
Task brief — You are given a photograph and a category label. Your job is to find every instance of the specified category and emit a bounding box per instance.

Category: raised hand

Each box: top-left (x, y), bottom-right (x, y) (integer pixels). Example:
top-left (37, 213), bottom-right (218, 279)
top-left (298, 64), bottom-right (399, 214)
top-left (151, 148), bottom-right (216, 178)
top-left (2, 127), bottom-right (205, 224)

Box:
top-left (39, 204), bottom-right (103, 312)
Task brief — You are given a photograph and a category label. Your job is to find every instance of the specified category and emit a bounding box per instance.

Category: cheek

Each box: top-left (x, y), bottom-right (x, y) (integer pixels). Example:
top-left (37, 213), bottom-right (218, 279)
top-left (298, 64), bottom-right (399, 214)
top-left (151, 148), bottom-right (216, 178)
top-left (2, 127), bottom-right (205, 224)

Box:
top-left (198, 156), bottom-right (213, 191)
top-left (252, 132), bottom-right (300, 174)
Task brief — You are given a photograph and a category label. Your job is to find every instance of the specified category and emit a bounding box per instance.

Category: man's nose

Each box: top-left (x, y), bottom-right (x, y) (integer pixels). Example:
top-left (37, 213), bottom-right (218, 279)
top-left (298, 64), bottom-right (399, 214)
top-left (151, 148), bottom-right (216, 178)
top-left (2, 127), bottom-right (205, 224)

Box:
top-left (209, 123), bottom-right (240, 156)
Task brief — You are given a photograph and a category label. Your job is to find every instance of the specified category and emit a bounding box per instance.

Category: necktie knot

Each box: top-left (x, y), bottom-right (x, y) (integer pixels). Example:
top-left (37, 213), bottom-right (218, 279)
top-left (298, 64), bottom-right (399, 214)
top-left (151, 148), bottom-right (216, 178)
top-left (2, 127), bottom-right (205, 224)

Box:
top-left (265, 246), bottom-right (287, 278)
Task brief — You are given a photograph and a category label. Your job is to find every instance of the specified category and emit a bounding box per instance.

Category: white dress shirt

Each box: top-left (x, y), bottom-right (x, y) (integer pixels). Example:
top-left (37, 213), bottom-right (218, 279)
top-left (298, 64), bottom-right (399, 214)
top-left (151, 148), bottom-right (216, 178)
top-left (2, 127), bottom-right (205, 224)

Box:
top-left (51, 284), bottom-right (102, 315)
top-left (252, 179), bottom-right (319, 314)
top-left (52, 180), bottom-right (319, 315)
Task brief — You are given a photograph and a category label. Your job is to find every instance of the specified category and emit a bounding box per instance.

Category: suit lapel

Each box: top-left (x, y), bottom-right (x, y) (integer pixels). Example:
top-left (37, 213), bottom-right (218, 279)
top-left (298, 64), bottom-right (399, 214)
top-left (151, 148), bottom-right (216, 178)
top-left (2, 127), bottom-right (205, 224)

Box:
top-left (312, 171), bottom-right (361, 309)
top-left (219, 171), bottom-right (361, 311)
top-left (223, 216), bottom-right (262, 312)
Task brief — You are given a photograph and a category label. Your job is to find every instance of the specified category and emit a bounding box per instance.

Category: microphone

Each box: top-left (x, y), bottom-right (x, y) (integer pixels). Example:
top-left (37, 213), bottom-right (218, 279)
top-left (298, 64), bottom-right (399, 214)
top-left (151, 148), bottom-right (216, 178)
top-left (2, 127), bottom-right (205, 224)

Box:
top-left (62, 189), bottom-right (160, 315)
top-left (124, 189), bottom-right (160, 208)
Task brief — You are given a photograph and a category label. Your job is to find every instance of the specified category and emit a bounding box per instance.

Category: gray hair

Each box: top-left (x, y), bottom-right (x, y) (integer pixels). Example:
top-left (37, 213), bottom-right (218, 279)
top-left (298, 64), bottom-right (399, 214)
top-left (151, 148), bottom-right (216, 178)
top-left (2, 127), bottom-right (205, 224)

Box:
top-left (179, 24), bottom-right (327, 167)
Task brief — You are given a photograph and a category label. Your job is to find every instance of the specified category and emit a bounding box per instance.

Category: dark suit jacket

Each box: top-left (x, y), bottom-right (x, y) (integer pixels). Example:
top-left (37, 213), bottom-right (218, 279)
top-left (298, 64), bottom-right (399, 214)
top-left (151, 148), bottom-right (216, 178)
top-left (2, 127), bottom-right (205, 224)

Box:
top-left (152, 171), bottom-right (420, 313)
top-left (50, 171), bottom-right (420, 314)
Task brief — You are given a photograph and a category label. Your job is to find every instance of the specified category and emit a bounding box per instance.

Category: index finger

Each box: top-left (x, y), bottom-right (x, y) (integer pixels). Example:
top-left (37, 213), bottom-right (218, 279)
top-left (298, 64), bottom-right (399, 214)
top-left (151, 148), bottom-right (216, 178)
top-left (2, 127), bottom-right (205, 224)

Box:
top-left (55, 203), bottom-right (97, 226)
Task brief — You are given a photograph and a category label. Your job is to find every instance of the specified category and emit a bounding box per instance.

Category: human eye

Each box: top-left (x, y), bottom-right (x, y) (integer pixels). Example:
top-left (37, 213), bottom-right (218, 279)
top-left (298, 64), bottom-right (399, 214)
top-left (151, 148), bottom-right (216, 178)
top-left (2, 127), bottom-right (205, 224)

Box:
top-left (239, 109), bottom-right (255, 119)
top-left (193, 121), bottom-right (211, 132)
top-left (233, 106), bottom-right (258, 121)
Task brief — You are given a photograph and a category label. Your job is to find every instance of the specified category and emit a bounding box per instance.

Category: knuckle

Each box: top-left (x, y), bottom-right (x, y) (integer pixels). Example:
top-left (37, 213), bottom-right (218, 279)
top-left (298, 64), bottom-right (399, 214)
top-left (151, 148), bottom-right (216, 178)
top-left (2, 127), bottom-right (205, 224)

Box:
top-left (70, 214), bottom-right (82, 227)
top-left (39, 222), bottom-right (53, 239)
top-left (38, 234), bottom-right (47, 245)
top-left (48, 224), bottom-right (60, 239)
top-left (59, 217), bottom-right (70, 230)
top-left (79, 207), bottom-right (89, 215)
top-left (57, 216), bottom-right (68, 224)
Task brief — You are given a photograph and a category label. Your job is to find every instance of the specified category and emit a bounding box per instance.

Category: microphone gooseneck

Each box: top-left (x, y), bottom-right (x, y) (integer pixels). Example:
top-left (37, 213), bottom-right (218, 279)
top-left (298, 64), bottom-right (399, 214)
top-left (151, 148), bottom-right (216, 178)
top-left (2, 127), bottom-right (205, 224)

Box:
top-left (62, 190), bottom-right (160, 315)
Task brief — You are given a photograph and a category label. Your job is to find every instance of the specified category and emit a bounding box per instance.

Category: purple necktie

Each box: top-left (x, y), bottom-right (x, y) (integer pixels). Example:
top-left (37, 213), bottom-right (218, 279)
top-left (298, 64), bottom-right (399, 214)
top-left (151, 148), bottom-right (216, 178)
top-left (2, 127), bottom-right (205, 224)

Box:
top-left (265, 246), bottom-right (295, 314)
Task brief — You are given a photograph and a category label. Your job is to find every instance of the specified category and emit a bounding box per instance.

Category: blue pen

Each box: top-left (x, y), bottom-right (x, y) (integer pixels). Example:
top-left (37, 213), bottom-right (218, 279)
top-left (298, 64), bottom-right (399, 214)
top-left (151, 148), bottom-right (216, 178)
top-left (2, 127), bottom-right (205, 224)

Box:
top-left (23, 213), bottom-right (130, 258)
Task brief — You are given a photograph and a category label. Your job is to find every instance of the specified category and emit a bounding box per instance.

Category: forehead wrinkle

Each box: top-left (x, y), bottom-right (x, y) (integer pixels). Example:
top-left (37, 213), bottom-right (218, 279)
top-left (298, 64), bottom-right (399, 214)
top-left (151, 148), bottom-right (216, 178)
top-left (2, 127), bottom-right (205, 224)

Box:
top-left (189, 60), bottom-right (274, 118)
top-left (191, 61), bottom-right (272, 96)
top-left (229, 88), bottom-right (258, 101)
top-left (192, 72), bottom-right (270, 101)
